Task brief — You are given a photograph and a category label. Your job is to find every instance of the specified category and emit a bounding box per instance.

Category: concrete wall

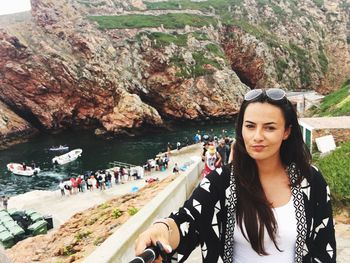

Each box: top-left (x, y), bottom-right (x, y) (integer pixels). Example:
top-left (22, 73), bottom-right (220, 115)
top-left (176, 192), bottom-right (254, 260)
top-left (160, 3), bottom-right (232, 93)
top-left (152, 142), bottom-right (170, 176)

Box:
top-left (84, 157), bottom-right (203, 263)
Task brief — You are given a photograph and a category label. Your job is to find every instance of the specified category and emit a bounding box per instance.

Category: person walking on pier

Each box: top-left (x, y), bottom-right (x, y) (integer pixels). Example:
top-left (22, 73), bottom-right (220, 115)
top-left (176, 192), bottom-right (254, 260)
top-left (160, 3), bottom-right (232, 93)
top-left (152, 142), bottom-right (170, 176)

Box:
top-left (134, 88), bottom-right (336, 262)
top-left (58, 181), bottom-right (65, 197)
top-left (1, 196), bottom-right (9, 211)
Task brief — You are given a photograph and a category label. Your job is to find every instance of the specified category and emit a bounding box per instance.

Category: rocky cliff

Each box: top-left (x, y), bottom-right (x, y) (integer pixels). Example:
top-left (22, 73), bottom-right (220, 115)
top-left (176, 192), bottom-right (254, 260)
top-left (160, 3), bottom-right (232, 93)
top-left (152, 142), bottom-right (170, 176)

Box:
top-left (0, 101), bottom-right (38, 150)
top-left (0, 0), bottom-right (349, 146)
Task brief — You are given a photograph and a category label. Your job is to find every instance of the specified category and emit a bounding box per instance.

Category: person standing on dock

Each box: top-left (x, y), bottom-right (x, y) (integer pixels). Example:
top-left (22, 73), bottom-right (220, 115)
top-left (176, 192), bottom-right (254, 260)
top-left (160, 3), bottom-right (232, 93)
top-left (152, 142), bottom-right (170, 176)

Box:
top-left (58, 181), bottom-right (65, 197)
top-left (1, 196), bottom-right (9, 211)
top-left (173, 163), bottom-right (179, 174)
top-left (176, 141), bottom-right (181, 150)
top-left (216, 139), bottom-right (228, 165)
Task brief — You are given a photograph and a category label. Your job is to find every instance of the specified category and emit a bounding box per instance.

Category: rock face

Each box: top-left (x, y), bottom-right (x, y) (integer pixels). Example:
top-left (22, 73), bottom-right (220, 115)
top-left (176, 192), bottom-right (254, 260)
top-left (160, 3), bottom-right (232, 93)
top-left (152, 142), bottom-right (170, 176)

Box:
top-left (0, 101), bottom-right (38, 149)
top-left (0, 0), bottom-right (349, 145)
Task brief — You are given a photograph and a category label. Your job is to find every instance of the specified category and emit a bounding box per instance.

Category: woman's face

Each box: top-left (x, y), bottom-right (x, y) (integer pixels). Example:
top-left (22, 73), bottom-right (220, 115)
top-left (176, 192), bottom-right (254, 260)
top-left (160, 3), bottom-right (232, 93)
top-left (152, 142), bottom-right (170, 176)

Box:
top-left (242, 102), bottom-right (291, 162)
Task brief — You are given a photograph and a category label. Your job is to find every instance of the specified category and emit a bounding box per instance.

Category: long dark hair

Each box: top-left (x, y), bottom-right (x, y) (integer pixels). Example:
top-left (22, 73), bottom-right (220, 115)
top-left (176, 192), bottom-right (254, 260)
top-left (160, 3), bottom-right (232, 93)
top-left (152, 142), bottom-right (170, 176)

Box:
top-left (233, 93), bottom-right (311, 255)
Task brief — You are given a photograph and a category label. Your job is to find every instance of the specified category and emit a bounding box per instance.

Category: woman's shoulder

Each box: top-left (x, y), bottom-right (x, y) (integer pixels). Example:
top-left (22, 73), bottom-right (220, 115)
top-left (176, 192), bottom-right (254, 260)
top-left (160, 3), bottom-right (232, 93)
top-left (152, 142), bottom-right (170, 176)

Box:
top-left (301, 164), bottom-right (328, 189)
top-left (206, 164), bottom-right (232, 185)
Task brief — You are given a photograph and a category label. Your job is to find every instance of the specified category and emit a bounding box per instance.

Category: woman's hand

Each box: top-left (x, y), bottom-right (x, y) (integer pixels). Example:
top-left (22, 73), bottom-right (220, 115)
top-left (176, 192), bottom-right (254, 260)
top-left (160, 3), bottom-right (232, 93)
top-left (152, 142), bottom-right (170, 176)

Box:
top-left (134, 222), bottom-right (173, 263)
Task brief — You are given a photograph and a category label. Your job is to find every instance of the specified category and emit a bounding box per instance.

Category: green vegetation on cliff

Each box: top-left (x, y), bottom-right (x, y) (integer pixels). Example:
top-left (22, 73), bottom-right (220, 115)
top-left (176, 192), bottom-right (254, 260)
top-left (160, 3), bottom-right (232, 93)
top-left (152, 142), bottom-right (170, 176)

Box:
top-left (314, 141), bottom-right (350, 211)
top-left (137, 32), bottom-right (188, 48)
top-left (136, 31), bottom-right (211, 48)
top-left (144, 0), bottom-right (242, 13)
top-left (88, 13), bottom-right (217, 29)
top-left (311, 78), bottom-right (350, 116)
top-left (289, 43), bottom-right (313, 86)
top-left (170, 51), bottom-right (223, 78)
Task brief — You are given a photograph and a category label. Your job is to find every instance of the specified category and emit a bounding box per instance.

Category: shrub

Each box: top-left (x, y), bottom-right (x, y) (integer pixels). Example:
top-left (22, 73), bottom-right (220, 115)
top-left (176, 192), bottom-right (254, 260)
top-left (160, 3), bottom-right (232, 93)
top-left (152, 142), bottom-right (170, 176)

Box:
top-left (289, 43), bottom-right (312, 86)
top-left (61, 245), bottom-right (76, 256)
top-left (138, 32), bottom-right (188, 48)
top-left (75, 230), bottom-right (92, 241)
top-left (99, 203), bottom-right (110, 209)
top-left (93, 236), bottom-right (105, 246)
top-left (318, 46), bottom-right (328, 74)
top-left (128, 206), bottom-right (139, 216)
top-left (276, 59), bottom-right (288, 81)
top-left (192, 31), bottom-right (210, 41)
top-left (112, 208), bottom-right (122, 219)
top-left (314, 141), bottom-right (350, 211)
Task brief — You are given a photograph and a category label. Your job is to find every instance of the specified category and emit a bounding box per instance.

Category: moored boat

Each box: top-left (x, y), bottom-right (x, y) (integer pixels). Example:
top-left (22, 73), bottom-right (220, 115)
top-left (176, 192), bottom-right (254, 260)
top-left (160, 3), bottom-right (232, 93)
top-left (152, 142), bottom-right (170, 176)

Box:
top-left (6, 163), bottom-right (40, 177)
top-left (52, 149), bottom-right (83, 165)
top-left (49, 145), bottom-right (69, 151)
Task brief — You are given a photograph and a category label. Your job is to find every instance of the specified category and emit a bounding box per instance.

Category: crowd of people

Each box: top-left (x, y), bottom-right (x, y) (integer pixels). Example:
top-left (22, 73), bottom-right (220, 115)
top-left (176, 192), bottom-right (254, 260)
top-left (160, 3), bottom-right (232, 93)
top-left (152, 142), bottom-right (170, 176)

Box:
top-left (58, 151), bottom-right (182, 197)
top-left (58, 167), bottom-right (142, 197)
top-left (57, 130), bottom-right (234, 197)
top-left (201, 135), bottom-right (235, 177)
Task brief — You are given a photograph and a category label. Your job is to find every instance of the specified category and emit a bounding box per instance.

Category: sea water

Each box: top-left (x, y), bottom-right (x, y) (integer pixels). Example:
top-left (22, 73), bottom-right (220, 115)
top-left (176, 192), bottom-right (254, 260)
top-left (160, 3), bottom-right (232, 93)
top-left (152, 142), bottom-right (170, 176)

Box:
top-left (0, 122), bottom-right (235, 196)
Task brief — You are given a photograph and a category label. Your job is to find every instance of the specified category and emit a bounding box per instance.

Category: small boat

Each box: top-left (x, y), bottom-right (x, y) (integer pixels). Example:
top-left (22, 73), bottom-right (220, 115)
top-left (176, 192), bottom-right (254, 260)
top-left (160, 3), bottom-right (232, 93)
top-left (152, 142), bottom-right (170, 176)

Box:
top-left (52, 149), bottom-right (82, 165)
top-left (49, 145), bottom-right (69, 151)
top-left (6, 163), bottom-right (40, 177)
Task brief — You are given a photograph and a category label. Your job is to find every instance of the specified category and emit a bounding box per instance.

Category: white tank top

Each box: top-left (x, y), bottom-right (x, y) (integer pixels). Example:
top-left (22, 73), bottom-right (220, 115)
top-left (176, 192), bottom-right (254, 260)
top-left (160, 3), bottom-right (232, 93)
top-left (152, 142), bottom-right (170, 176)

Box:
top-left (233, 197), bottom-right (297, 263)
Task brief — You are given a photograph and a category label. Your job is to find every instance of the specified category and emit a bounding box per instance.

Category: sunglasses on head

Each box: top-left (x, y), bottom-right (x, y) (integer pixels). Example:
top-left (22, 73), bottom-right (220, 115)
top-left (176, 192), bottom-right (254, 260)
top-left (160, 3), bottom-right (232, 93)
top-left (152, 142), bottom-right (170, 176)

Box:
top-left (244, 88), bottom-right (286, 101)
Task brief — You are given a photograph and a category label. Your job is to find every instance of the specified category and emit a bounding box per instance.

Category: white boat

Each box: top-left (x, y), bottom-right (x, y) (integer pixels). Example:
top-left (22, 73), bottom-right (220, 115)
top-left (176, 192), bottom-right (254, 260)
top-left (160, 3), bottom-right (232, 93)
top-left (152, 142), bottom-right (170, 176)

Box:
top-left (7, 163), bottom-right (40, 177)
top-left (52, 149), bottom-right (82, 165)
top-left (49, 145), bottom-right (69, 151)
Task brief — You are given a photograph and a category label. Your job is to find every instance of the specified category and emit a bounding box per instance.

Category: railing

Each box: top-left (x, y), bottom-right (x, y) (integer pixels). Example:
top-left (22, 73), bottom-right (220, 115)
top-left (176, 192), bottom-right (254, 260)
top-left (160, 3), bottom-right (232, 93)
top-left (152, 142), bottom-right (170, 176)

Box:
top-left (108, 161), bottom-right (137, 169)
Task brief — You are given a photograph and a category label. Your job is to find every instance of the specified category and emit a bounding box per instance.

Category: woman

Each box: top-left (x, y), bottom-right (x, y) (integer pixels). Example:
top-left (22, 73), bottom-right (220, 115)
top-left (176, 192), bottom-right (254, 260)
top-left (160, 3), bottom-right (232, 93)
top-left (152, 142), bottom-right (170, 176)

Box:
top-left (135, 88), bottom-right (336, 262)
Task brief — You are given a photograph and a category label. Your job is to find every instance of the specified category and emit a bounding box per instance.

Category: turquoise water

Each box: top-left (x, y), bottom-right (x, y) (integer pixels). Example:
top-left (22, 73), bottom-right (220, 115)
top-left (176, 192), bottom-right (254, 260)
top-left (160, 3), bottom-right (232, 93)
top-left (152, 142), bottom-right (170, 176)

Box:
top-left (0, 122), bottom-right (235, 196)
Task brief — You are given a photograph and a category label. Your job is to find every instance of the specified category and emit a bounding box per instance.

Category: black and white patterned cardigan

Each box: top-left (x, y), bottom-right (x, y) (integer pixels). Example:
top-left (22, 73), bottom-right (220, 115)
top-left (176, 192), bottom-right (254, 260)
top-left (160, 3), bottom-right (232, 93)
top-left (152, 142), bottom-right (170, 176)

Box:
top-left (169, 163), bottom-right (336, 262)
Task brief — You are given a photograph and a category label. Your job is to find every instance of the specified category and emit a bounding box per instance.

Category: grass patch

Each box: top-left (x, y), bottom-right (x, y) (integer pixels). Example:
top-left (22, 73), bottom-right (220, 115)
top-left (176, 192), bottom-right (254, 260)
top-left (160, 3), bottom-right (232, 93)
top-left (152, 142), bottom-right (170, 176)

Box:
top-left (311, 79), bottom-right (350, 116)
top-left (137, 32), bottom-right (188, 48)
top-left (192, 31), bottom-right (210, 41)
top-left (137, 31), bottom-right (211, 48)
top-left (170, 51), bottom-right (223, 78)
top-left (144, 0), bottom-right (243, 14)
top-left (229, 19), bottom-right (281, 48)
top-left (205, 43), bottom-right (225, 58)
top-left (99, 202), bottom-right (111, 209)
top-left (314, 141), bottom-right (350, 211)
top-left (88, 13), bottom-right (217, 29)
